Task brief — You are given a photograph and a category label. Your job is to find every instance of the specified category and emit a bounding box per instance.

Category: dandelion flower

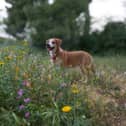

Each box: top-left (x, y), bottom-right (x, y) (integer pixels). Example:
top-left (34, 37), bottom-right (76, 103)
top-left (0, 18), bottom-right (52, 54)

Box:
top-left (62, 105), bottom-right (72, 113)
top-left (0, 61), bottom-right (5, 65)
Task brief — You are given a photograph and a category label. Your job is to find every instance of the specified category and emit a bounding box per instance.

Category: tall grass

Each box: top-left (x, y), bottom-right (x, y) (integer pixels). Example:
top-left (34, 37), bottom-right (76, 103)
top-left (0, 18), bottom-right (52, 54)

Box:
top-left (0, 42), bottom-right (126, 126)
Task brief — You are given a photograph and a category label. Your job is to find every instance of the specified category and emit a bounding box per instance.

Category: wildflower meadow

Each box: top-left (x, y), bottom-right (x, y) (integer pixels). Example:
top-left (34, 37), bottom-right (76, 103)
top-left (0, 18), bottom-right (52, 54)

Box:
top-left (0, 41), bottom-right (126, 126)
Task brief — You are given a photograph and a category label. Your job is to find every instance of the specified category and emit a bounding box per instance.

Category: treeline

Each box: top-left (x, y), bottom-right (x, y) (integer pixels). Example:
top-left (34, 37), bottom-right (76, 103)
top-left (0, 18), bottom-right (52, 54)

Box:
top-left (81, 21), bottom-right (126, 54)
top-left (4, 0), bottom-right (126, 54)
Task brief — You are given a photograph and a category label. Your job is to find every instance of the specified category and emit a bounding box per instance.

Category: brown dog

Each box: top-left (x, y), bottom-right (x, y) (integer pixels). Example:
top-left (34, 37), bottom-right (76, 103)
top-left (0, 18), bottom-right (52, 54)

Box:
top-left (46, 38), bottom-right (95, 81)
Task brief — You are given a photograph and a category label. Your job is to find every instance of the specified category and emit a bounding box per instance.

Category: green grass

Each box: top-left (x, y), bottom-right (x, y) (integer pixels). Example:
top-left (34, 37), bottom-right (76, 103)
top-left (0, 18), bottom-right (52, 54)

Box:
top-left (95, 55), bottom-right (126, 71)
top-left (0, 43), bottom-right (126, 126)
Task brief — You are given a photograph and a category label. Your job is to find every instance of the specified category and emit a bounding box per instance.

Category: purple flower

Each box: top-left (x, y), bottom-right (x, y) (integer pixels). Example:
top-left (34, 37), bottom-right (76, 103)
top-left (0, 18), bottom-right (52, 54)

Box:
top-left (25, 112), bottom-right (30, 118)
top-left (17, 89), bottom-right (24, 97)
top-left (24, 98), bottom-right (31, 103)
top-left (19, 104), bottom-right (25, 110)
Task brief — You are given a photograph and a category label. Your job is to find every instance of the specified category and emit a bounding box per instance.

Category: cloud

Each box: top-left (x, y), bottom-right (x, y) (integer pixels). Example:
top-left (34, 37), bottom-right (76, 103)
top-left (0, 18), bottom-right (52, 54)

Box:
top-left (90, 0), bottom-right (126, 31)
top-left (0, 0), bottom-right (12, 38)
top-left (0, 0), bottom-right (126, 37)
top-left (0, 0), bottom-right (11, 20)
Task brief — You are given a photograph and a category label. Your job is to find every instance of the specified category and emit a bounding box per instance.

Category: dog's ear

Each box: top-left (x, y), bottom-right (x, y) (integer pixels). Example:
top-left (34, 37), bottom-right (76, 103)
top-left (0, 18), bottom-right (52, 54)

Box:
top-left (55, 38), bottom-right (62, 46)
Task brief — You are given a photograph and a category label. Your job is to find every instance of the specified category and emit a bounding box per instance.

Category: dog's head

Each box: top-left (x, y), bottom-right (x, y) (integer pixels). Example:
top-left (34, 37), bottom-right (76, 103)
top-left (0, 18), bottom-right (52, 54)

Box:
top-left (46, 38), bottom-right (62, 52)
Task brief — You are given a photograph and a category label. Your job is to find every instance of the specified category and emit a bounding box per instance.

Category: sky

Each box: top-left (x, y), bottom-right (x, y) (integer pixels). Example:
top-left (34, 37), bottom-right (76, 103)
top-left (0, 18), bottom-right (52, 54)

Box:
top-left (0, 0), bottom-right (126, 37)
top-left (90, 0), bottom-right (126, 31)
top-left (0, 0), bottom-right (11, 37)
top-left (0, 0), bottom-right (10, 19)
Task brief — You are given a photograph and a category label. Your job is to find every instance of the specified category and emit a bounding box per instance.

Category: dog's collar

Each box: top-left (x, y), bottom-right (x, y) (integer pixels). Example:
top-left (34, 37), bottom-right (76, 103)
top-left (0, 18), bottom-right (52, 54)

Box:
top-left (51, 55), bottom-right (56, 61)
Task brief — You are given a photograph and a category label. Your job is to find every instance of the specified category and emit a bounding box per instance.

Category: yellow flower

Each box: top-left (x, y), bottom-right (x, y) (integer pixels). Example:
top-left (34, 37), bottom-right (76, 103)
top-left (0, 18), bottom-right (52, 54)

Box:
top-left (62, 105), bottom-right (72, 113)
top-left (48, 74), bottom-right (52, 80)
top-left (0, 61), bottom-right (5, 65)
top-left (5, 56), bottom-right (12, 60)
top-left (15, 66), bottom-right (19, 79)
top-left (15, 66), bottom-right (19, 72)
top-left (72, 88), bottom-right (79, 94)
top-left (71, 84), bottom-right (79, 94)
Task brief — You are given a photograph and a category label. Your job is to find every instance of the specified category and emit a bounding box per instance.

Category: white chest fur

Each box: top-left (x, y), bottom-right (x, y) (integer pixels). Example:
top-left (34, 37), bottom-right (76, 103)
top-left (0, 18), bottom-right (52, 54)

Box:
top-left (49, 50), bottom-right (54, 57)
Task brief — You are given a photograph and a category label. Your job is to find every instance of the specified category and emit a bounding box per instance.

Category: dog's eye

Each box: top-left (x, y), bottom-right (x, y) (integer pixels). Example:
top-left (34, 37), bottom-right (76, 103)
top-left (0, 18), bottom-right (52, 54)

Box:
top-left (52, 41), bottom-right (55, 44)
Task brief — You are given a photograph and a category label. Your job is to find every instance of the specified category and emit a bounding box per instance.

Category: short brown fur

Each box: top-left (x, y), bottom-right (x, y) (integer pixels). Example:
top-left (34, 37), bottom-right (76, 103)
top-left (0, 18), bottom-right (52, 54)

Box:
top-left (46, 38), bottom-right (95, 81)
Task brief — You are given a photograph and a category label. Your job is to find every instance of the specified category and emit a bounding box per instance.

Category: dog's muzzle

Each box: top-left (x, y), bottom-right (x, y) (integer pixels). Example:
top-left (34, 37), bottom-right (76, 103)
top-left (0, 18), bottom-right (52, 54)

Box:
top-left (46, 44), bottom-right (55, 51)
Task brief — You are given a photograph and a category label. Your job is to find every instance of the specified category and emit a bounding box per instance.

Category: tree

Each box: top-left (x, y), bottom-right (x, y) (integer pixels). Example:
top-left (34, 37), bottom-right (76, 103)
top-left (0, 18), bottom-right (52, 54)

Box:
top-left (98, 21), bottom-right (126, 53)
top-left (4, 0), bottom-right (29, 38)
top-left (5, 0), bottom-right (92, 48)
top-left (83, 0), bottom-right (92, 36)
top-left (79, 21), bottom-right (126, 54)
top-left (49, 0), bottom-right (87, 48)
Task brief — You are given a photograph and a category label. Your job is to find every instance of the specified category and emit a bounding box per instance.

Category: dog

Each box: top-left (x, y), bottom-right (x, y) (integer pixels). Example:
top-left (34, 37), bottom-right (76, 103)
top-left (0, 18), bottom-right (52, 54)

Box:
top-left (46, 38), bottom-right (95, 81)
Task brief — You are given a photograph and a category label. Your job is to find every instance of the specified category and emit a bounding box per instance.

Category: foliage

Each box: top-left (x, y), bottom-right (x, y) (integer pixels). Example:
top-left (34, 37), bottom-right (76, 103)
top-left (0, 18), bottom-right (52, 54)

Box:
top-left (98, 22), bottom-right (126, 53)
top-left (0, 43), bottom-right (92, 126)
top-left (5, 0), bottom-right (91, 48)
top-left (4, 0), bottom-right (126, 54)
top-left (4, 0), bottom-right (28, 38)
top-left (0, 43), bottom-right (126, 126)
top-left (79, 21), bottom-right (126, 54)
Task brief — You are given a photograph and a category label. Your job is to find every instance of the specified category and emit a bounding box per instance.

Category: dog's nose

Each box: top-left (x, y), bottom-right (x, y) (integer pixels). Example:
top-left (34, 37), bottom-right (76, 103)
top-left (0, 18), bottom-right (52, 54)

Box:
top-left (46, 43), bottom-right (50, 48)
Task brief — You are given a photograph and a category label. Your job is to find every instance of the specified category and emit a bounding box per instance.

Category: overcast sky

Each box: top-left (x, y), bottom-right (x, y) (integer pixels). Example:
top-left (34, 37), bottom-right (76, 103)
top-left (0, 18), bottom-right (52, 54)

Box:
top-left (0, 0), bottom-right (126, 37)
top-left (90, 0), bottom-right (126, 31)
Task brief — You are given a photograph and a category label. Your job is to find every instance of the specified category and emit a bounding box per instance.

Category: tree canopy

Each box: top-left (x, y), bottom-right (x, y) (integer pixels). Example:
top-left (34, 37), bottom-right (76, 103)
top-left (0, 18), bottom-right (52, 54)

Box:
top-left (4, 0), bottom-right (126, 54)
top-left (5, 0), bottom-right (91, 48)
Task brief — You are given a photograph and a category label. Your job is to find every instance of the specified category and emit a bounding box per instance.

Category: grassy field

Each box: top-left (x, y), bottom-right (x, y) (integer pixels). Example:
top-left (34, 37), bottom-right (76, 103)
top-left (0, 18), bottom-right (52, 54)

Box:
top-left (0, 43), bottom-right (126, 126)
